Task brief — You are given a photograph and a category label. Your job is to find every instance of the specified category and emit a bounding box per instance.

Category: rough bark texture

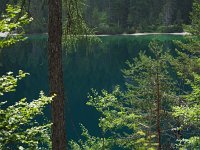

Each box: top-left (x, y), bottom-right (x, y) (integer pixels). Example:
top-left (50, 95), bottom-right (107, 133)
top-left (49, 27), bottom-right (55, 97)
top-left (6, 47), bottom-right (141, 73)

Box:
top-left (48, 0), bottom-right (66, 149)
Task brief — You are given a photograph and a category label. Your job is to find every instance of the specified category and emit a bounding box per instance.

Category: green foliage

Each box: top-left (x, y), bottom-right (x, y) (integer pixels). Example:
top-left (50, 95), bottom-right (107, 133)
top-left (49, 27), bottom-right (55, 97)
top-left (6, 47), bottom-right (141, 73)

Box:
top-left (185, 0), bottom-right (200, 36)
top-left (69, 124), bottom-right (110, 150)
top-left (0, 4), bottom-right (52, 149)
top-left (156, 25), bottom-right (183, 33)
top-left (87, 86), bottom-right (141, 132)
top-left (72, 41), bottom-right (180, 149)
top-left (0, 70), bottom-right (29, 96)
top-left (0, 0), bottom-right (192, 34)
top-left (172, 0), bottom-right (200, 149)
top-left (176, 137), bottom-right (200, 150)
top-left (87, 86), bottom-right (157, 150)
top-left (62, 0), bottom-right (100, 51)
top-left (28, 0), bottom-right (48, 33)
top-left (0, 71), bottom-right (53, 149)
top-left (83, 0), bottom-right (192, 34)
top-left (90, 8), bottom-right (109, 34)
top-left (123, 42), bottom-right (180, 149)
top-left (173, 73), bottom-right (200, 126)
top-left (123, 41), bottom-right (177, 116)
top-left (70, 86), bottom-right (156, 150)
top-left (0, 4), bottom-right (32, 48)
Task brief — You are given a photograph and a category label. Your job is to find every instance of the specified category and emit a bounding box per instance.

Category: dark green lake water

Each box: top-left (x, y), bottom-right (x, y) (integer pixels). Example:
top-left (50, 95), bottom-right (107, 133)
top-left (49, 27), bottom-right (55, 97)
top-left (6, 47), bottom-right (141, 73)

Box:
top-left (0, 34), bottom-right (184, 140)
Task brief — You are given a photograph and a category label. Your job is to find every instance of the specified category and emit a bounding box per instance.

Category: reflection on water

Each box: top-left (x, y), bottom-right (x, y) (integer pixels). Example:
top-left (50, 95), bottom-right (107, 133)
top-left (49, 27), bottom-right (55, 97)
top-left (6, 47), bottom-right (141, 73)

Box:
top-left (0, 34), bottom-right (183, 140)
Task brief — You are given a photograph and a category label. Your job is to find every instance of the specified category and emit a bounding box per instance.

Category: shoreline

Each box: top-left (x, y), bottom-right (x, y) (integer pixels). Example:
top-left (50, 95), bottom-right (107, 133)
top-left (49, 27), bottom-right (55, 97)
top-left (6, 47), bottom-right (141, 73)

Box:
top-left (0, 32), bottom-right (189, 37)
top-left (96, 32), bottom-right (189, 36)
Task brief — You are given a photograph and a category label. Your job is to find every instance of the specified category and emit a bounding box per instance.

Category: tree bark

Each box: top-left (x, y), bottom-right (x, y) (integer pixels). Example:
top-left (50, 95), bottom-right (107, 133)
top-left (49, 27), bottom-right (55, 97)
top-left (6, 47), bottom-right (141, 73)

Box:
top-left (48, 0), bottom-right (66, 149)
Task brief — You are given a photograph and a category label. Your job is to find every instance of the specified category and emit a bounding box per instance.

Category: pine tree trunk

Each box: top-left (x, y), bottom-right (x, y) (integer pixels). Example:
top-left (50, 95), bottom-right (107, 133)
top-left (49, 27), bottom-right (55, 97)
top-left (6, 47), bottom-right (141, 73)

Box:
top-left (48, 0), bottom-right (66, 149)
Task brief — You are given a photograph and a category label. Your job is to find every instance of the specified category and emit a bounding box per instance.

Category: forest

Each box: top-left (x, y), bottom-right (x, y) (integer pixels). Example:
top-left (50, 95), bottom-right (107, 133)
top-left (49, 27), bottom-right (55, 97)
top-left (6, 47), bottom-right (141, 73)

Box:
top-left (0, 0), bottom-right (193, 34)
top-left (0, 0), bottom-right (200, 150)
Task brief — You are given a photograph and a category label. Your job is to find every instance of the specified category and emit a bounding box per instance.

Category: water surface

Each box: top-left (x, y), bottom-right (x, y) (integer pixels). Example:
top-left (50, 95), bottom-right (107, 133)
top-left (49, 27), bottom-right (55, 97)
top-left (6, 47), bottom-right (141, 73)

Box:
top-left (0, 34), bottom-right (184, 140)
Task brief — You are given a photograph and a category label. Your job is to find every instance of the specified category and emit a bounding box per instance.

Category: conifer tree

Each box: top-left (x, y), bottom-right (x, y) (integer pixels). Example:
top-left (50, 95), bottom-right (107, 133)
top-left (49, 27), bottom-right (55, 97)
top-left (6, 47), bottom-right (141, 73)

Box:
top-left (123, 42), bottom-right (178, 149)
top-left (70, 42), bottom-right (180, 149)
top-left (173, 0), bottom-right (200, 148)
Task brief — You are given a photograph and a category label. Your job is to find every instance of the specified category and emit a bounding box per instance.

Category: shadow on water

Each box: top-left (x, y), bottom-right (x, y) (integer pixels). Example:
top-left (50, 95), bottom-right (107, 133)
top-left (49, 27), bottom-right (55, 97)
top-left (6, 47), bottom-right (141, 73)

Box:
top-left (0, 34), bottom-right (184, 141)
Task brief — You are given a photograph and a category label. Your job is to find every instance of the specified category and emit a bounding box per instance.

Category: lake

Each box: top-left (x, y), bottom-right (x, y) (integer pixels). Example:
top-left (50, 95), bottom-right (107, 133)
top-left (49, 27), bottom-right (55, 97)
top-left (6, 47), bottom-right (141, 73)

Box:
top-left (0, 34), bottom-right (184, 140)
